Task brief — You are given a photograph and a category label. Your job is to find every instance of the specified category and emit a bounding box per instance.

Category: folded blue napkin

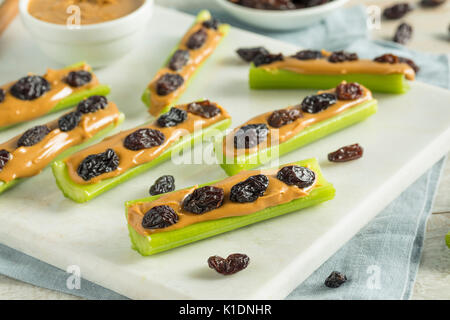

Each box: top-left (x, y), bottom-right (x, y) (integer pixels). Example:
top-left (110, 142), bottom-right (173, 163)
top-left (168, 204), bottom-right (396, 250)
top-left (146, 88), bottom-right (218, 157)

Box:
top-left (0, 4), bottom-right (447, 300)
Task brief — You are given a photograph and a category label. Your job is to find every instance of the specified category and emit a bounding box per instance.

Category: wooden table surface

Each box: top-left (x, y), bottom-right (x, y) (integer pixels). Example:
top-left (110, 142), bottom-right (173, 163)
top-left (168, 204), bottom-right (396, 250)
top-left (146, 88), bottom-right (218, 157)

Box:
top-left (0, 0), bottom-right (448, 299)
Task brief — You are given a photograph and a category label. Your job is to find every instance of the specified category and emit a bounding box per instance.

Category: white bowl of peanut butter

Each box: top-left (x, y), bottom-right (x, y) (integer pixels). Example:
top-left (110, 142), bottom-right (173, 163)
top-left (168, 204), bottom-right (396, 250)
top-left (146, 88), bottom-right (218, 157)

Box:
top-left (215, 0), bottom-right (349, 31)
top-left (19, 0), bottom-right (153, 68)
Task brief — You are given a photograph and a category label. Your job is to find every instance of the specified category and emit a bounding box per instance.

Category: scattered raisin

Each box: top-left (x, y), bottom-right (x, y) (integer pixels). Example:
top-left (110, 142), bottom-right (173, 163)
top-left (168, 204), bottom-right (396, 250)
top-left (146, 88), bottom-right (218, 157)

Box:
top-left (328, 51), bottom-right (358, 63)
top-left (149, 175), bottom-right (175, 196)
top-left (77, 95), bottom-right (108, 114)
top-left (420, 0), bottom-right (445, 6)
top-left (373, 53), bottom-right (400, 64)
top-left (335, 82), bottom-right (363, 100)
top-left (168, 50), bottom-right (190, 71)
top-left (123, 128), bottom-right (165, 151)
top-left (183, 186), bottom-right (225, 214)
top-left (0, 88), bottom-right (5, 103)
top-left (383, 3), bottom-right (412, 19)
top-left (325, 271), bottom-right (347, 288)
top-left (141, 205), bottom-right (179, 229)
top-left (202, 18), bottom-right (219, 30)
top-left (236, 47), bottom-right (269, 62)
top-left (328, 143), bottom-right (363, 162)
top-left (58, 111), bottom-right (82, 132)
top-left (10, 76), bottom-right (51, 101)
top-left (157, 107), bottom-right (188, 127)
top-left (186, 28), bottom-right (208, 50)
top-left (399, 57), bottom-right (419, 73)
top-left (77, 148), bottom-right (119, 181)
top-left (301, 93), bottom-right (337, 114)
top-left (253, 53), bottom-right (284, 67)
top-left (17, 125), bottom-right (51, 147)
top-left (277, 165), bottom-right (315, 188)
top-left (268, 108), bottom-right (303, 128)
top-left (208, 254), bottom-right (250, 275)
top-left (187, 100), bottom-right (221, 118)
top-left (230, 174), bottom-right (269, 203)
top-left (292, 50), bottom-right (323, 60)
top-left (65, 70), bottom-right (92, 87)
top-left (234, 123), bottom-right (269, 149)
top-left (0, 149), bottom-right (10, 172)
top-left (156, 73), bottom-right (184, 96)
top-left (393, 22), bottom-right (413, 44)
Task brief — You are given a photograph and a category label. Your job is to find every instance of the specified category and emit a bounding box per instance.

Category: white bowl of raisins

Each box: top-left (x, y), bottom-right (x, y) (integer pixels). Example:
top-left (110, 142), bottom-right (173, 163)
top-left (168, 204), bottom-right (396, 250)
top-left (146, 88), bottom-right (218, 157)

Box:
top-left (18, 0), bottom-right (153, 68)
top-left (215, 0), bottom-right (349, 31)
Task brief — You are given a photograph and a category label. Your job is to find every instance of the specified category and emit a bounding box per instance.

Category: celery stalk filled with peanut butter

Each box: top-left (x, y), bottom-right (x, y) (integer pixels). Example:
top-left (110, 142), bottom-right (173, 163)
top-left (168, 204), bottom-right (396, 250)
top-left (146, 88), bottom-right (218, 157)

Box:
top-left (0, 96), bottom-right (124, 194)
top-left (0, 62), bottom-right (110, 130)
top-left (52, 100), bottom-right (231, 203)
top-left (142, 10), bottom-right (230, 116)
top-left (217, 82), bottom-right (378, 176)
top-left (126, 158), bottom-right (335, 256)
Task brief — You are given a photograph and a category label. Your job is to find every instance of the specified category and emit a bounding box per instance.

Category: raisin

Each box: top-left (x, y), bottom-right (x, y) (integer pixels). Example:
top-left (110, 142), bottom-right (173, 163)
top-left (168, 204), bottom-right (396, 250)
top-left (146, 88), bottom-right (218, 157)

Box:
top-left (10, 76), bottom-right (51, 101)
top-left (123, 128), bottom-right (165, 151)
top-left (17, 125), bottom-right (51, 147)
top-left (238, 0), bottom-right (296, 10)
top-left (230, 174), bottom-right (269, 203)
top-left (208, 254), bottom-right (250, 275)
top-left (156, 73), bottom-right (184, 96)
top-left (373, 53), bottom-right (400, 64)
top-left (65, 70), bottom-right (92, 87)
top-left (234, 123), bottom-right (269, 149)
top-left (398, 57), bottom-right (419, 73)
top-left (186, 28), bottom-right (208, 50)
top-left (149, 175), bottom-right (175, 196)
top-left (300, 0), bottom-right (330, 7)
top-left (58, 111), bottom-right (82, 132)
top-left (393, 22), bottom-right (413, 44)
top-left (168, 50), bottom-right (190, 71)
top-left (202, 18), bottom-right (219, 30)
top-left (77, 95), bottom-right (108, 114)
top-left (292, 50), bottom-right (323, 60)
top-left (383, 3), bottom-right (412, 19)
top-left (0, 149), bottom-right (10, 172)
top-left (187, 100), bottom-right (221, 118)
top-left (328, 51), bottom-right (358, 63)
top-left (420, 0), bottom-right (445, 6)
top-left (0, 88), bottom-right (5, 103)
top-left (236, 47), bottom-right (269, 62)
top-left (253, 53), bottom-right (284, 67)
top-left (276, 165), bottom-right (315, 188)
top-left (328, 143), bottom-right (363, 162)
top-left (141, 205), bottom-right (179, 229)
top-left (335, 82), bottom-right (363, 100)
top-left (268, 108), bottom-right (303, 128)
top-left (183, 186), bottom-right (225, 214)
top-left (157, 107), bottom-right (188, 127)
top-left (77, 148), bottom-right (119, 181)
top-left (325, 271), bottom-right (347, 288)
top-left (301, 93), bottom-right (337, 114)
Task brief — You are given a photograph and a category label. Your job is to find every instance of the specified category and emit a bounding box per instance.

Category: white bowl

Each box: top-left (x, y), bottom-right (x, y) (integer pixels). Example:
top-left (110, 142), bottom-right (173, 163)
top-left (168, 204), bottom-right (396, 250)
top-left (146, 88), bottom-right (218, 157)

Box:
top-left (19, 0), bottom-right (153, 68)
top-left (215, 0), bottom-right (349, 31)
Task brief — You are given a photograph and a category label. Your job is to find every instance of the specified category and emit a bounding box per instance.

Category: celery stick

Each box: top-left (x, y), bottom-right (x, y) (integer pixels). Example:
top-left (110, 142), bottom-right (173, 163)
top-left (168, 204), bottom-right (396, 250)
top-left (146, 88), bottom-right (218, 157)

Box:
top-left (52, 118), bottom-right (232, 203)
top-left (0, 113), bottom-right (125, 195)
top-left (218, 99), bottom-right (377, 176)
top-left (126, 158), bottom-right (335, 256)
top-left (249, 65), bottom-right (410, 94)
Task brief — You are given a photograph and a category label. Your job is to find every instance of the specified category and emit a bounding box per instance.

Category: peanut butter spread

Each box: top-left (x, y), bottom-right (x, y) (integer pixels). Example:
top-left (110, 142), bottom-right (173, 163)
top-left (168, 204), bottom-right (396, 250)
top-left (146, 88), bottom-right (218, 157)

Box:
top-left (127, 164), bottom-right (318, 236)
top-left (65, 103), bottom-right (231, 185)
top-left (147, 21), bottom-right (226, 116)
top-left (28, 0), bottom-right (144, 25)
top-left (260, 50), bottom-right (415, 80)
top-left (223, 84), bottom-right (373, 158)
top-left (0, 64), bottom-right (99, 128)
top-left (0, 102), bottom-right (121, 183)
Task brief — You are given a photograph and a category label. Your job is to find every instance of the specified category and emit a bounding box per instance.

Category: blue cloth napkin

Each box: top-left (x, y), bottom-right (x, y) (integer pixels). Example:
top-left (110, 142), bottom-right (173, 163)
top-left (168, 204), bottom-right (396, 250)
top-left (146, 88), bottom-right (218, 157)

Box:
top-left (0, 4), bottom-right (448, 300)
